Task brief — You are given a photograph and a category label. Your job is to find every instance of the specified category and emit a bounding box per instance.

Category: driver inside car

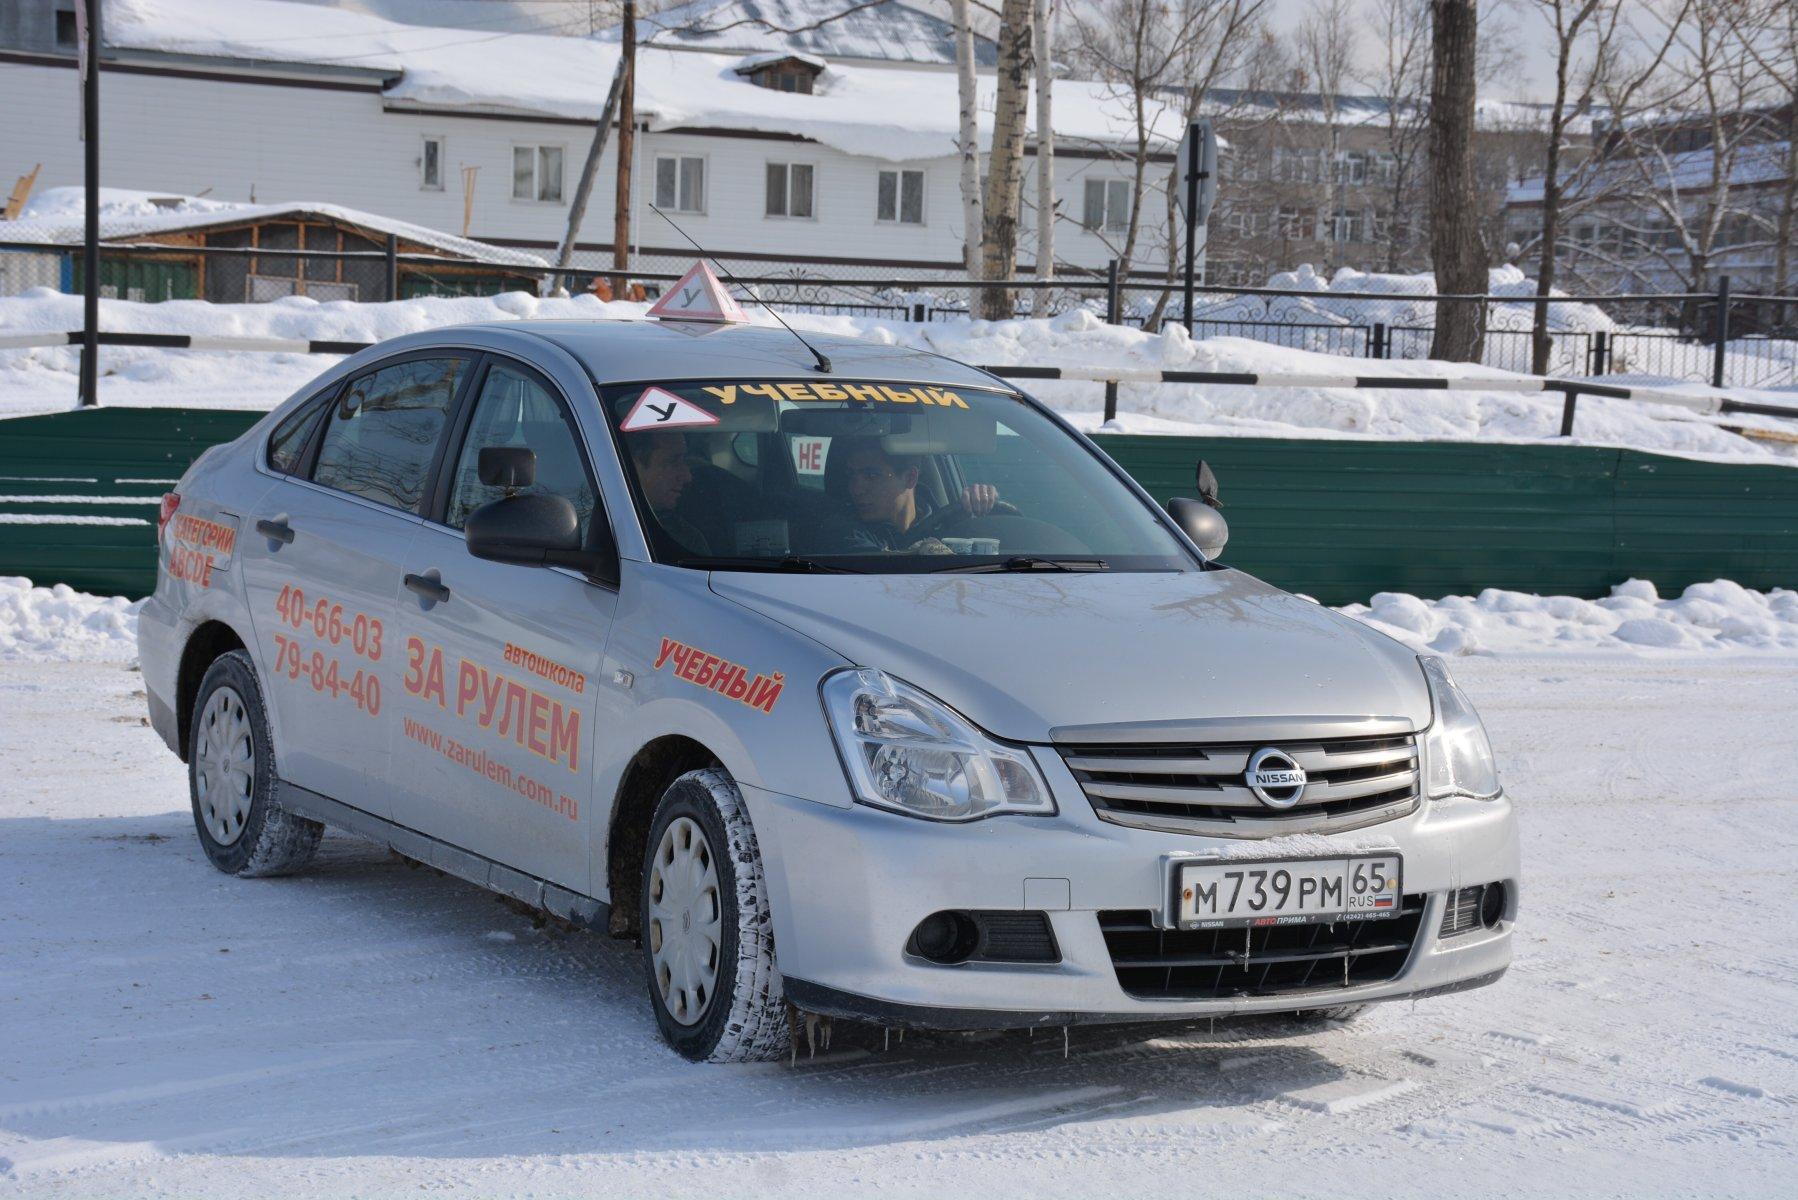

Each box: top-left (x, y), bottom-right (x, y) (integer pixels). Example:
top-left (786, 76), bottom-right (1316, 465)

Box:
top-left (629, 429), bottom-right (711, 555)
top-left (838, 438), bottom-right (1000, 553)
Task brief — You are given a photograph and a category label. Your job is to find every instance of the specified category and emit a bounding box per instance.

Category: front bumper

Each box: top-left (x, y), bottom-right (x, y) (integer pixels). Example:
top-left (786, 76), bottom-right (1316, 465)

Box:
top-left (741, 748), bottom-right (1519, 1027)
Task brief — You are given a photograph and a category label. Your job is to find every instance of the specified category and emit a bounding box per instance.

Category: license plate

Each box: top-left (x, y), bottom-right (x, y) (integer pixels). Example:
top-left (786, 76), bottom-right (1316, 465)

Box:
top-left (1173, 855), bottom-right (1403, 929)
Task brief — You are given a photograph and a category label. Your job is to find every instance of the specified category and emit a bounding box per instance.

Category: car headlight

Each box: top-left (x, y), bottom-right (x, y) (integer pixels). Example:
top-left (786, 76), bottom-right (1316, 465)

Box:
top-left (1418, 656), bottom-right (1501, 800)
top-left (820, 668), bottom-right (1055, 821)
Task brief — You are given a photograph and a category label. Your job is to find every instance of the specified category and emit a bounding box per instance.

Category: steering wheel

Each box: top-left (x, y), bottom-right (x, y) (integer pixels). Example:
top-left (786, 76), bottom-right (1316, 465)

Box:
top-left (910, 498), bottom-right (1022, 542)
top-left (908, 510), bottom-right (1092, 556)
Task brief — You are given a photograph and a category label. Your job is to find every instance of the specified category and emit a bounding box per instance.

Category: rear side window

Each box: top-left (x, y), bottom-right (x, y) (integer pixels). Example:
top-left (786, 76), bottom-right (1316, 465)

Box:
top-left (265, 396), bottom-right (327, 475)
top-left (311, 357), bottom-right (468, 513)
top-left (445, 362), bottom-right (598, 539)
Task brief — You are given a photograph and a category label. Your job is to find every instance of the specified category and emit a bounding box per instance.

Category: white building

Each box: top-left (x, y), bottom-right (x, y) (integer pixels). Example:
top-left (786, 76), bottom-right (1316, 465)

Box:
top-left (0, 0), bottom-right (1182, 295)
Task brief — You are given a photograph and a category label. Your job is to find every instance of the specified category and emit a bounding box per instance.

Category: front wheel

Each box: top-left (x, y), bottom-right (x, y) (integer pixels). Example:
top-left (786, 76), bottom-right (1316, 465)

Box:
top-left (188, 649), bottom-right (321, 877)
top-left (640, 768), bottom-right (787, 1063)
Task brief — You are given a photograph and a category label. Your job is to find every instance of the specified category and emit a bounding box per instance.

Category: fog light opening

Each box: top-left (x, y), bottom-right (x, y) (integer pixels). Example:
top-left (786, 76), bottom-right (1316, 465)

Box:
top-left (908, 910), bottom-right (980, 965)
top-left (1480, 882), bottom-right (1508, 929)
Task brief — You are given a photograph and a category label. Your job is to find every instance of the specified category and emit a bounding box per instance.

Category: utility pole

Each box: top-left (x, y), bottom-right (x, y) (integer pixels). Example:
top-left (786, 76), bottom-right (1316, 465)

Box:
top-left (612, 0), bottom-right (636, 286)
top-left (79, 0), bottom-right (101, 407)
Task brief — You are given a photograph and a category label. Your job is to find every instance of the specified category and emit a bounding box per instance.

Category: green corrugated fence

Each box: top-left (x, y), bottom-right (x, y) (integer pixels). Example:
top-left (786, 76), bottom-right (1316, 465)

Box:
top-left (2, 408), bottom-right (1795, 604)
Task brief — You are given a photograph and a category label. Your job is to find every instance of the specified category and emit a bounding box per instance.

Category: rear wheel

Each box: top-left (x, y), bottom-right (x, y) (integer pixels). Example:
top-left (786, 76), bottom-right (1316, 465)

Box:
top-left (640, 768), bottom-right (787, 1063)
top-left (188, 650), bottom-right (321, 877)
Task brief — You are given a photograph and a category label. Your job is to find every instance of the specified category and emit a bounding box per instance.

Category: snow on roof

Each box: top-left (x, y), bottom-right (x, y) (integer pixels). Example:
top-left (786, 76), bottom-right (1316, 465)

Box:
top-left (606, 0), bottom-right (998, 69)
top-left (0, 187), bottom-right (549, 267)
top-left (107, 0), bottom-right (1176, 161)
top-left (1507, 140), bottom-right (1792, 205)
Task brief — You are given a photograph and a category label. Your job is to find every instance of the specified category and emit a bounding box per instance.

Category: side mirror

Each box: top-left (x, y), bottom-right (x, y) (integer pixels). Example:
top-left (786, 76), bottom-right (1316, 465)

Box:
top-left (1167, 496), bottom-right (1229, 558)
top-left (1195, 459), bottom-right (1221, 509)
top-left (465, 492), bottom-right (605, 571)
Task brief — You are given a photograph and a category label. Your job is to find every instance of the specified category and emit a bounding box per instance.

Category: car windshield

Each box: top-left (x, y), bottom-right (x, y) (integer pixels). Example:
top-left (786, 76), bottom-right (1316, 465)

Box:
top-left (598, 377), bottom-right (1193, 573)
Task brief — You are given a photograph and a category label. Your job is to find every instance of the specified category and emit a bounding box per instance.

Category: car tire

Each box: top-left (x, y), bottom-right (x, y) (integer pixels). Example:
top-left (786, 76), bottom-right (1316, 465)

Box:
top-left (188, 649), bottom-right (322, 878)
top-left (639, 767), bottom-right (787, 1063)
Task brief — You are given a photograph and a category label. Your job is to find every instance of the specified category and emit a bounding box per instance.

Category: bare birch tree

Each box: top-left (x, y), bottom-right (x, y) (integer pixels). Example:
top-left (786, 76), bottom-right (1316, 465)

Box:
top-left (1516, 0), bottom-right (1691, 372)
top-left (1358, 0), bottom-right (1432, 272)
top-left (953, 0), bottom-right (985, 282)
top-left (1072, 0), bottom-right (1266, 290)
top-left (1031, 0), bottom-right (1057, 314)
top-left (1600, 0), bottom-right (1777, 299)
top-left (1295, 0), bottom-right (1358, 271)
top-left (980, 0), bottom-right (1036, 318)
top-left (1728, 0), bottom-right (1797, 299)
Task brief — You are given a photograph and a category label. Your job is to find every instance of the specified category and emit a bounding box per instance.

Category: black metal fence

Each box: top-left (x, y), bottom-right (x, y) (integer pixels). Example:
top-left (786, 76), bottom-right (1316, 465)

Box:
top-left (6, 240), bottom-right (1794, 390)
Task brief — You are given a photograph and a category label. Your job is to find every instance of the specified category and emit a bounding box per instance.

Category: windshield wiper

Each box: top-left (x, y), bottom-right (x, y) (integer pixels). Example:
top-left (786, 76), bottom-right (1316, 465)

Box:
top-left (675, 555), bottom-right (863, 574)
top-left (933, 556), bottom-right (1110, 573)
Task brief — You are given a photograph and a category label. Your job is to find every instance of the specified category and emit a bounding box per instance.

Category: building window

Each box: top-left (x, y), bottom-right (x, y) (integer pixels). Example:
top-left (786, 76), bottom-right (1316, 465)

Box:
top-left (1222, 207), bottom-right (1257, 239)
top-left (1331, 209), bottom-right (1361, 243)
top-left (757, 65), bottom-right (816, 92)
top-left (654, 155), bottom-right (706, 214)
top-left (1337, 152), bottom-right (1368, 186)
top-left (512, 144), bottom-right (564, 203)
top-left (55, 7), bottom-right (78, 49)
top-left (736, 56), bottom-right (825, 93)
top-left (1082, 179), bottom-right (1131, 233)
top-left (1276, 206), bottom-right (1317, 240)
top-left (421, 136), bottom-right (445, 191)
top-left (877, 169), bottom-right (925, 225)
top-left (765, 162), bottom-right (816, 219)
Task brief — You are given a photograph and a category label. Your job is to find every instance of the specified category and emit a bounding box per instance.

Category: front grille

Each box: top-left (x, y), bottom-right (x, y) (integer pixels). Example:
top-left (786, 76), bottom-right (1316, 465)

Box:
top-left (1098, 896), bottom-right (1426, 1000)
top-left (1059, 732), bottom-right (1421, 838)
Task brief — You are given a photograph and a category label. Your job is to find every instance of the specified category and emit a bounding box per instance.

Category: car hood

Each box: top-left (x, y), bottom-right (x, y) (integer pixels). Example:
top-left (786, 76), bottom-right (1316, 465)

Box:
top-left (710, 568), bottom-right (1432, 742)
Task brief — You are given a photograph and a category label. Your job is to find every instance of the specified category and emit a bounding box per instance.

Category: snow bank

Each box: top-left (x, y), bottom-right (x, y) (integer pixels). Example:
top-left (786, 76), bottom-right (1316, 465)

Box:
top-left (1243, 264), bottom-right (1615, 335)
top-left (0, 577), bottom-right (142, 663)
top-left (1339, 578), bottom-right (1798, 657)
top-left (5, 574), bottom-right (1794, 664)
top-left (4, 289), bottom-right (1795, 461)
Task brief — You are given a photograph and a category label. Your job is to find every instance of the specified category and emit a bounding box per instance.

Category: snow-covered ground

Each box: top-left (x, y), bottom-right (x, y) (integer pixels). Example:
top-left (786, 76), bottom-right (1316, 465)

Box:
top-left (3, 646), bottom-right (1793, 1197)
top-left (4, 289), bottom-right (1796, 462)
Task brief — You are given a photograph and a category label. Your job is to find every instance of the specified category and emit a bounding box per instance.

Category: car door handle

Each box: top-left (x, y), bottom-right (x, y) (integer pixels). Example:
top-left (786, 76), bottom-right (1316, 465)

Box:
top-left (255, 517), bottom-right (295, 545)
top-left (404, 571), bottom-right (451, 603)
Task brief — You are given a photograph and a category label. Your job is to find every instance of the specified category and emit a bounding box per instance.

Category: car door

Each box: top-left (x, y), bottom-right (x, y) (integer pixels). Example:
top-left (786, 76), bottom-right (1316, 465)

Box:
top-left (389, 356), bottom-right (616, 888)
top-left (241, 352), bottom-right (476, 818)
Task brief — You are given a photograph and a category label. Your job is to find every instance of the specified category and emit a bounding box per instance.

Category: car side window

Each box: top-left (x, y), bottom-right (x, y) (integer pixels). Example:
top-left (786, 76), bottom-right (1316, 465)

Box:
top-left (310, 357), bottom-right (468, 513)
top-left (265, 393), bottom-right (329, 475)
top-left (445, 362), bottom-right (598, 540)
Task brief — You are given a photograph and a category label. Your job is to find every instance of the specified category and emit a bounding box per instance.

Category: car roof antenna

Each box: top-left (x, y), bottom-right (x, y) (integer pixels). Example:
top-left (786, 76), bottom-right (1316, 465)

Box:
top-left (649, 204), bottom-right (833, 374)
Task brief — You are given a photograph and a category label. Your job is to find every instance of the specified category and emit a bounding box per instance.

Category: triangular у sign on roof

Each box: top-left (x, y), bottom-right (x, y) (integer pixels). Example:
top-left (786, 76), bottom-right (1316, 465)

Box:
top-left (646, 260), bottom-right (748, 323)
top-left (619, 386), bottom-right (723, 433)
